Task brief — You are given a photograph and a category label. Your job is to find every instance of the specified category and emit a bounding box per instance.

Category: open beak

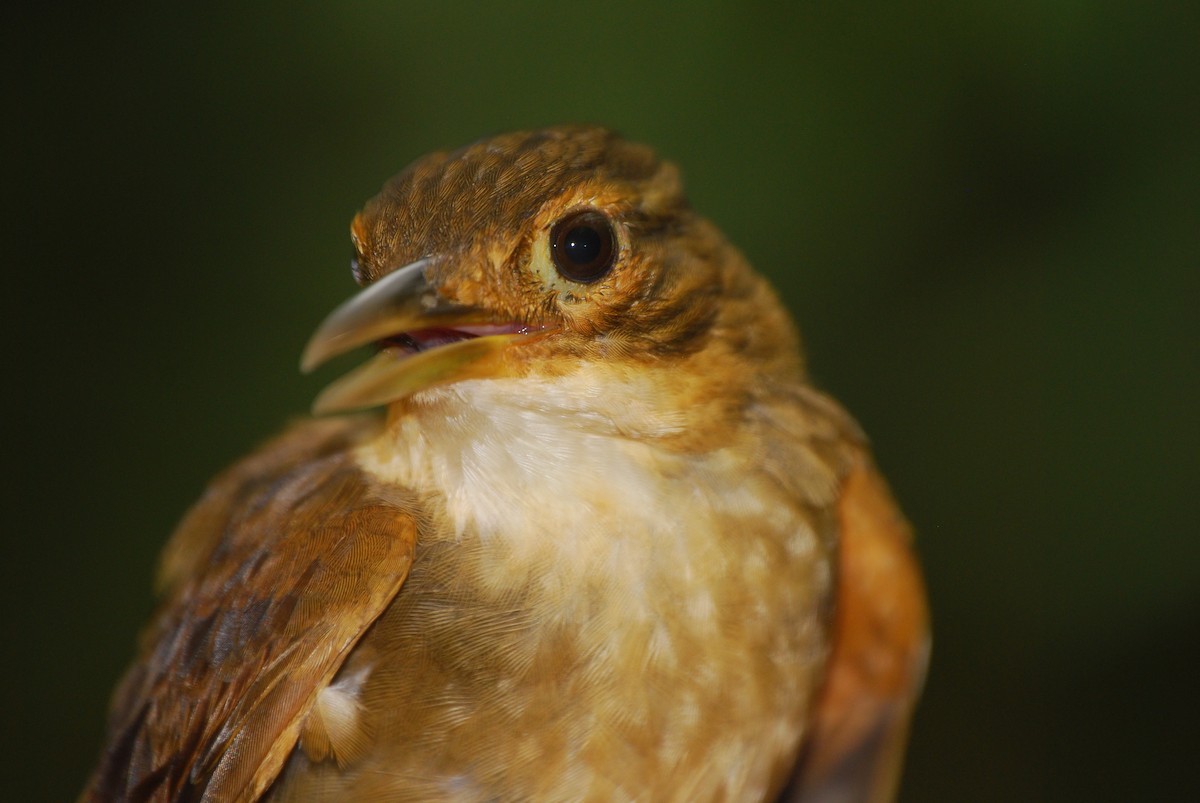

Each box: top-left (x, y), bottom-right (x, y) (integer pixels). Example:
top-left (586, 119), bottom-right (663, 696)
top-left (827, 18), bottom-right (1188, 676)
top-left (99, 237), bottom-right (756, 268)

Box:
top-left (301, 258), bottom-right (544, 415)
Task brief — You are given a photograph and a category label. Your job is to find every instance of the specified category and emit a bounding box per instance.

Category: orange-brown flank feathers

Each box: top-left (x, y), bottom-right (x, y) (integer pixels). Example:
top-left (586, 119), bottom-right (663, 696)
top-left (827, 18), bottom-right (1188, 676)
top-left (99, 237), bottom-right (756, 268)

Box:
top-left (789, 458), bottom-right (929, 803)
top-left (82, 126), bottom-right (927, 802)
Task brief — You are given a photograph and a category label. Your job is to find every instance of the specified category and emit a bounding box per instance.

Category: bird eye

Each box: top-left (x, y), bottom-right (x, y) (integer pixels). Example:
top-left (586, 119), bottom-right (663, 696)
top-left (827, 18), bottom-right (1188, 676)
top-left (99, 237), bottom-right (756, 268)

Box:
top-left (550, 210), bottom-right (616, 283)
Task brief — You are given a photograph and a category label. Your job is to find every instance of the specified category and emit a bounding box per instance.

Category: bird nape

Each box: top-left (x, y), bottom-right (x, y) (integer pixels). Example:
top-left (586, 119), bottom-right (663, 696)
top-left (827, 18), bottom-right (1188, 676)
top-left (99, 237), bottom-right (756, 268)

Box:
top-left (82, 126), bottom-right (928, 803)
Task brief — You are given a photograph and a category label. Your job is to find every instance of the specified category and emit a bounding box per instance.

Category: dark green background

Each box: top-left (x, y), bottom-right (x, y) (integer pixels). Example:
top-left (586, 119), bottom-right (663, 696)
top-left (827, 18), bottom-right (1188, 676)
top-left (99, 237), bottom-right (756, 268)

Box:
top-left (9, 3), bottom-right (1198, 801)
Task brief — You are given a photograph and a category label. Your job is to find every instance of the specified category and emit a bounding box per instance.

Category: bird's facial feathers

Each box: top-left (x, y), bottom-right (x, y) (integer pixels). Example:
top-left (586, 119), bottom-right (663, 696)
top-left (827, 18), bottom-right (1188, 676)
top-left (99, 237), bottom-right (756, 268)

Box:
top-left (303, 126), bottom-right (802, 429)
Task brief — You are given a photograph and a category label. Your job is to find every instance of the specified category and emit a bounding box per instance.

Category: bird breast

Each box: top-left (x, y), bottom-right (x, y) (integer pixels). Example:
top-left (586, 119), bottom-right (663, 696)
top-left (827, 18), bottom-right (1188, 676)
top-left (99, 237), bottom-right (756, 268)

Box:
top-left (287, 372), bottom-right (835, 800)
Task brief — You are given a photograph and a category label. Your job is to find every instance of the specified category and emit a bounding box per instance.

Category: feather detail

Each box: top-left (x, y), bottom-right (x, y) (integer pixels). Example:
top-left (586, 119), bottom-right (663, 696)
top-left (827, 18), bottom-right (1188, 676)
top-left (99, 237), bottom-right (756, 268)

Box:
top-left (82, 417), bottom-right (417, 803)
top-left (785, 455), bottom-right (930, 803)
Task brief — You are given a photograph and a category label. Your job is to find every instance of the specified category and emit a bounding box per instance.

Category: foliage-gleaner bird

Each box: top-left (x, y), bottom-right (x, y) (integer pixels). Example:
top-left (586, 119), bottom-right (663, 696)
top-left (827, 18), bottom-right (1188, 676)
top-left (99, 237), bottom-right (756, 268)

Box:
top-left (82, 126), bottom-right (929, 802)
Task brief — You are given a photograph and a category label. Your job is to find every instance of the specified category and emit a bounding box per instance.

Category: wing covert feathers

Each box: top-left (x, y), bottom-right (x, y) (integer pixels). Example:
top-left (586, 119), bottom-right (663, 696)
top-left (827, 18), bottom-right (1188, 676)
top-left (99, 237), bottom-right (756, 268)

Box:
top-left (83, 417), bottom-right (416, 803)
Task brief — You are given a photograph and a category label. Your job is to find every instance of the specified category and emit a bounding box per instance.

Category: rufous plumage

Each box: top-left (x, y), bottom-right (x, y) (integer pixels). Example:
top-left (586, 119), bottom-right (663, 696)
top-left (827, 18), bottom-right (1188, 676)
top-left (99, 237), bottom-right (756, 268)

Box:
top-left (83, 126), bottom-right (928, 803)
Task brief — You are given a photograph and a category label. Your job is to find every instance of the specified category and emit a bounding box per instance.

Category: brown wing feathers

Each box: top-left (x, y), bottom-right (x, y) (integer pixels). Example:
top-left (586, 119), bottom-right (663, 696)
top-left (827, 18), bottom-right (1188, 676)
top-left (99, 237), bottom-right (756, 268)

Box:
top-left (84, 418), bottom-right (416, 803)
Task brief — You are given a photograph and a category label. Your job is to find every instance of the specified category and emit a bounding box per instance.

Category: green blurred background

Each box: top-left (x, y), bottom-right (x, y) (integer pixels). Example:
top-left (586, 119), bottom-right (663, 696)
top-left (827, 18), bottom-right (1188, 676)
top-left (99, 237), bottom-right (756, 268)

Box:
top-left (8, 3), bottom-right (1198, 800)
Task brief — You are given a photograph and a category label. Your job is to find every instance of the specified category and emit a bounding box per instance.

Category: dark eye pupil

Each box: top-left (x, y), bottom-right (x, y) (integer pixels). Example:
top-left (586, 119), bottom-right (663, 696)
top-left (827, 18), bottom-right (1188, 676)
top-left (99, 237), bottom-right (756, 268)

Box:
top-left (550, 210), bottom-right (616, 283)
top-left (563, 226), bottom-right (602, 265)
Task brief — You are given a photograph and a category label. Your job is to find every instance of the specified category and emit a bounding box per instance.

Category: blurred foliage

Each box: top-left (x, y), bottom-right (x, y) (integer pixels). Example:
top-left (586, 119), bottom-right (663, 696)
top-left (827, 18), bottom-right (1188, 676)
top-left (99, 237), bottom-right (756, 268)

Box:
top-left (7, 2), bottom-right (1198, 801)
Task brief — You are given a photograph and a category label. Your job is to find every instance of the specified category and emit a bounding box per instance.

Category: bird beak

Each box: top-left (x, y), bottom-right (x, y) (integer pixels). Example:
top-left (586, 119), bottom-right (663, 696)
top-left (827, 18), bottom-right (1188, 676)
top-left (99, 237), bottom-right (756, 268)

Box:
top-left (301, 258), bottom-right (543, 415)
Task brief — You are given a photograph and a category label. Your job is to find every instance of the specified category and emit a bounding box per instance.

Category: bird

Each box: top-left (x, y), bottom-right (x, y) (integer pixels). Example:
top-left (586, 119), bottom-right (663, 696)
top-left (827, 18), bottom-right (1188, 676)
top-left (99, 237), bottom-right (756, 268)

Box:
top-left (81, 125), bottom-right (929, 803)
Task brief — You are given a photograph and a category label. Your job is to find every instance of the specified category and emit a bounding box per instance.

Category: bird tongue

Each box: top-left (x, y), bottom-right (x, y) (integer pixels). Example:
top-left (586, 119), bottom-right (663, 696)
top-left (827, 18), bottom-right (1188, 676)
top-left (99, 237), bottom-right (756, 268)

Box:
top-left (383, 324), bottom-right (533, 354)
top-left (386, 328), bottom-right (476, 353)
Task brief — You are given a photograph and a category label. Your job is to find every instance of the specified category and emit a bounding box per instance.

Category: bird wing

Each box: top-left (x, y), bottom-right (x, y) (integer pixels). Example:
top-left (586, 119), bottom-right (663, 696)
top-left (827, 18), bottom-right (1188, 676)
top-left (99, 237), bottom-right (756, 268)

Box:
top-left (83, 416), bottom-right (417, 803)
top-left (784, 455), bottom-right (931, 803)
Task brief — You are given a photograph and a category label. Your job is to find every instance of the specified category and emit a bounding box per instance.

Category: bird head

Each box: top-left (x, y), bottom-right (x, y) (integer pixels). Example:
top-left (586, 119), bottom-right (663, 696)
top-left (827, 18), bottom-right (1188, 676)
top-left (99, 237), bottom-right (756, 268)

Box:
top-left (302, 126), bottom-right (804, 447)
